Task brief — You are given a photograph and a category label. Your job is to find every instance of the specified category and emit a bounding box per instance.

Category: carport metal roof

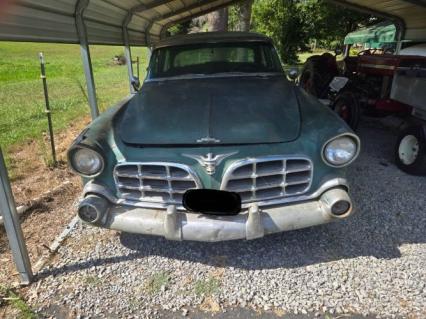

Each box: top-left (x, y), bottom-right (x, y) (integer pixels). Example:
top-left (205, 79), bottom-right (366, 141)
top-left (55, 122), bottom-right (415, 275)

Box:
top-left (329, 0), bottom-right (426, 42)
top-left (0, 0), bottom-right (241, 46)
top-left (1, 0), bottom-right (426, 47)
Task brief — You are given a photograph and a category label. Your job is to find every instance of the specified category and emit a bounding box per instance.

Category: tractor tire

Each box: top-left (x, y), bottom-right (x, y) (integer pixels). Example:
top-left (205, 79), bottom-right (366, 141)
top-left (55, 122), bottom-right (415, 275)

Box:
top-left (332, 91), bottom-right (361, 130)
top-left (300, 60), bottom-right (321, 97)
top-left (395, 125), bottom-right (426, 176)
top-left (299, 54), bottom-right (338, 98)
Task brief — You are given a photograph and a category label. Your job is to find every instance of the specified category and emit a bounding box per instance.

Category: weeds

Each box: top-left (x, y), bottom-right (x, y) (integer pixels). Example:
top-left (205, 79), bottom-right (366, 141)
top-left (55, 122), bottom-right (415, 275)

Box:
top-left (194, 276), bottom-right (221, 297)
top-left (145, 271), bottom-right (171, 295)
top-left (0, 285), bottom-right (38, 319)
top-left (84, 275), bottom-right (102, 286)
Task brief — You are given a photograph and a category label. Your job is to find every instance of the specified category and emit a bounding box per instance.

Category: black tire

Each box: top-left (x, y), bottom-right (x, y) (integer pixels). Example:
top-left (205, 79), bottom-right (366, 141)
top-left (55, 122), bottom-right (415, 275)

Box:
top-left (299, 64), bottom-right (319, 97)
top-left (332, 91), bottom-right (361, 130)
top-left (395, 125), bottom-right (426, 176)
top-left (300, 54), bottom-right (338, 98)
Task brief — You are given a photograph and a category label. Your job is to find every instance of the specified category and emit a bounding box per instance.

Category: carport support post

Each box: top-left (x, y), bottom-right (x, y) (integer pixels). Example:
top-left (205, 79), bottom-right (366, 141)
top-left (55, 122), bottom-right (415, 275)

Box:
top-left (123, 13), bottom-right (135, 94)
top-left (0, 147), bottom-right (33, 284)
top-left (124, 42), bottom-right (134, 93)
top-left (75, 0), bottom-right (99, 120)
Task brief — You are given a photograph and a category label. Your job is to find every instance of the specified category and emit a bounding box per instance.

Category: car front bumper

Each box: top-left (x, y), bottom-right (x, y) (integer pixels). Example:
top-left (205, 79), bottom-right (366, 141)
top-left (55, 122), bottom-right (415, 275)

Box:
top-left (78, 183), bottom-right (353, 242)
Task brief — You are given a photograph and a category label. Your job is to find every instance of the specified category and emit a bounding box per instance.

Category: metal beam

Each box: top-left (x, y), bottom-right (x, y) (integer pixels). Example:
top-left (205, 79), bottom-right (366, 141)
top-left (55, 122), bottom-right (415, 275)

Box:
top-left (123, 0), bottom-right (176, 47)
top-left (147, 0), bottom-right (233, 45)
top-left (402, 0), bottom-right (426, 8)
top-left (326, 0), bottom-right (406, 42)
top-left (75, 0), bottom-right (99, 120)
top-left (0, 147), bottom-right (33, 285)
top-left (158, 0), bottom-right (243, 40)
top-left (122, 0), bottom-right (176, 78)
top-left (123, 13), bottom-right (135, 94)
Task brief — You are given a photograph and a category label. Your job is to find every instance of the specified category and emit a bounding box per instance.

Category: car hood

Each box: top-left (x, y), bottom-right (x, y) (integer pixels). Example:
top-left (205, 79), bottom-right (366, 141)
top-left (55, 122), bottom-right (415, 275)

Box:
top-left (118, 75), bottom-right (301, 145)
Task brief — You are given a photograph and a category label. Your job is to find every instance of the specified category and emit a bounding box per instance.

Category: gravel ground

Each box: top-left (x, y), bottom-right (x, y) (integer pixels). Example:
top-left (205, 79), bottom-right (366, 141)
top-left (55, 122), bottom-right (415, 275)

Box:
top-left (28, 121), bottom-right (426, 319)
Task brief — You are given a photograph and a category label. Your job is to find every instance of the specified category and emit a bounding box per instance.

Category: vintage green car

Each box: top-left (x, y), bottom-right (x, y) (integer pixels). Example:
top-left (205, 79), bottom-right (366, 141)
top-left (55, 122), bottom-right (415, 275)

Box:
top-left (68, 32), bottom-right (360, 242)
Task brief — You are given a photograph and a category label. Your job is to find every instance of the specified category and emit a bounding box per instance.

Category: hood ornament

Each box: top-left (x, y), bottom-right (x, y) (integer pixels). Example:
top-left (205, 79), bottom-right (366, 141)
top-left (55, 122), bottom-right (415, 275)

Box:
top-left (183, 152), bottom-right (237, 175)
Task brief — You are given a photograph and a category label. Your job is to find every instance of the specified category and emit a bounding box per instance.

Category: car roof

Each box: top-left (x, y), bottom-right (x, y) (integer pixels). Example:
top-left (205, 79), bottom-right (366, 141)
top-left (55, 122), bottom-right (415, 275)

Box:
top-left (153, 32), bottom-right (273, 49)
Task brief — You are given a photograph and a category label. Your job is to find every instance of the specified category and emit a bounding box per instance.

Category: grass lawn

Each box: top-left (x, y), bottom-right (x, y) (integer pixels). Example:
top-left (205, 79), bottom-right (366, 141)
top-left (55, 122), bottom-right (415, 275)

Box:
top-left (0, 42), bottom-right (148, 163)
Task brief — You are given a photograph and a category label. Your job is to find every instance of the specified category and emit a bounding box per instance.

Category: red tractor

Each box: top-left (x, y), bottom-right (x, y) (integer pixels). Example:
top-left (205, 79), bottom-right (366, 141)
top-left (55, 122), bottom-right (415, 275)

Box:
top-left (299, 43), bottom-right (426, 175)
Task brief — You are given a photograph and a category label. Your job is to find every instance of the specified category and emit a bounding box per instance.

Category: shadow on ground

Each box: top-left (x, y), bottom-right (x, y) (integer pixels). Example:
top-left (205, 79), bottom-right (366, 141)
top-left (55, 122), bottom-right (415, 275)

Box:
top-left (38, 122), bottom-right (426, 278)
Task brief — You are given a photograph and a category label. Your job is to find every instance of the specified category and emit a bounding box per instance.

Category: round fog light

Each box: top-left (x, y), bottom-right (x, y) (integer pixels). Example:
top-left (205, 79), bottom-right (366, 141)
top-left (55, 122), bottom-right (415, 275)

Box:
top-left (78, 205), bottom-right (99, 223)
top-left (331, 200), bottom-right (351, 216)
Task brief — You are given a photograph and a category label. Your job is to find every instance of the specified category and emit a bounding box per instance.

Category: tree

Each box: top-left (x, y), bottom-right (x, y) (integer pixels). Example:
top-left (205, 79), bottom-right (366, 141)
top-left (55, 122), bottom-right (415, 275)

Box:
top-left (168, 20), bottom-right (192, 36)
top-left (251, 0), bottom-right (377, 64)
top-left (300, 1), bottom-right (380, 48)
top-left (234, 0), bottom-right (254, 31)
top-left (252, 0), bottom-right (306, 64)
top-left (208, 8), bottom-right (229, 31)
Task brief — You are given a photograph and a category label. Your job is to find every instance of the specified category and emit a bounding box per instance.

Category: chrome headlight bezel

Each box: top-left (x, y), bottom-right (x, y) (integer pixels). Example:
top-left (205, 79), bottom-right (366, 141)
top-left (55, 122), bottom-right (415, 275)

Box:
top-left (322, 133), bottom-right (360, 167)
top-left (68, 145), bottom-right (105, 178)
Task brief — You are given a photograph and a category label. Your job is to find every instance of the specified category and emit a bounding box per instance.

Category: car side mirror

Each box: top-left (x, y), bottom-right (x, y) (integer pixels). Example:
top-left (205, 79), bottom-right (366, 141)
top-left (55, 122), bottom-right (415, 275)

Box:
top-left (287, 68), bottom-right (299, 82)
top-left (131, 76), bottom-right (140, 91)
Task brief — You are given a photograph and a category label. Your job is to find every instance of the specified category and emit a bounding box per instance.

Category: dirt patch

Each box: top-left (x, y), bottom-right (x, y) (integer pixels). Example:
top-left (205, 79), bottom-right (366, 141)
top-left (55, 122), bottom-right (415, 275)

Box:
top-left (7, 116), bottom-right (91, 205)
top-left (0, 117), bottom-right (91, 287)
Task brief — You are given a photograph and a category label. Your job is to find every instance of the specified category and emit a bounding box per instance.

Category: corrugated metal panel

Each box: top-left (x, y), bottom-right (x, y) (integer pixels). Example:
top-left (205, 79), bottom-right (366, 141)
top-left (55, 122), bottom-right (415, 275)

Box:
top-left (85, 0), bottom-right (128, 27)
top-left (85, 20), bottom-right (124, 45)
top-left (18, 0), bottom-right (76, 16)
top-left (343, 0), bottom-right (426, 41)
top-left (0, 3), bottom-right (78, 43)
top-left (108, 0), bottom-right (141, 9)
top-left (128, 29), bottom-right (147, 46)
top-left (0, 0), bottom-right (425, 45)
top-left (128, 14), bottom-right (150, 31)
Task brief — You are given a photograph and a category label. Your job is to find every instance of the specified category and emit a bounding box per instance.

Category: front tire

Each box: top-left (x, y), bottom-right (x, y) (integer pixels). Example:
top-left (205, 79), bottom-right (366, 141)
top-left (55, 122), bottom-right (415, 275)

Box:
top-left (395, 125), bottom-right (426, 176)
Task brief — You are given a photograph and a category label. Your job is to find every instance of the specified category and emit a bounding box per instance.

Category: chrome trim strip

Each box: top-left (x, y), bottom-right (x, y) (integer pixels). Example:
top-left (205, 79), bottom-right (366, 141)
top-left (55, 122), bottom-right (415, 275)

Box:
top-left (220, 155), bottom-right (313, 203)
top-left (358, 63), bottom-right (396, 70)
top-left (83, 177), bottom-right (349, 211)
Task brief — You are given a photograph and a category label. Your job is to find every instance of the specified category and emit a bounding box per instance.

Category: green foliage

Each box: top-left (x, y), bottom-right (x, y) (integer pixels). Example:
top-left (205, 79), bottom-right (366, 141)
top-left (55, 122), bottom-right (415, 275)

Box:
top-left (168, 20), bottom-right (192, 36)
top-left (252, 0), bottom-right (304, 64)
top-left (194, 277), bottom-right (221, 297)
top-left (0, 285), bottom-right (38, 319)
top-left (300, 0), bottom-right (381, 48)
top-left (251, 0), bottom-right (377, 64)
top-left (145, 271), bottom-right (171, 294)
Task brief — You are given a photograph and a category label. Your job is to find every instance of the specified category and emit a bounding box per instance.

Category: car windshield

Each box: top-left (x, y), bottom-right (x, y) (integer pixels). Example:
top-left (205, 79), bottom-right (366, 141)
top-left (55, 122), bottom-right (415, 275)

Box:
top-left (149, 41), bottom-right (283, 79)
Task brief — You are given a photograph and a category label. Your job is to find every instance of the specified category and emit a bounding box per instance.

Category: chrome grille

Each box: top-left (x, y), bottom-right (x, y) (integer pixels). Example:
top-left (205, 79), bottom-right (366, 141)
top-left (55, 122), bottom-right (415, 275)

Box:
top-left (221, 156), bottom-right (312, 203)
top-left (114, 162), bottom-right (201, 204)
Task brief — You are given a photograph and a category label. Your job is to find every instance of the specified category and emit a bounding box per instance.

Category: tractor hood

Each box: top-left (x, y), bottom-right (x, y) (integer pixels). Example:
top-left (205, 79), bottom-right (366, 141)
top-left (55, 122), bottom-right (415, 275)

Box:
top-left (118, 75), bottom-right (301, 145)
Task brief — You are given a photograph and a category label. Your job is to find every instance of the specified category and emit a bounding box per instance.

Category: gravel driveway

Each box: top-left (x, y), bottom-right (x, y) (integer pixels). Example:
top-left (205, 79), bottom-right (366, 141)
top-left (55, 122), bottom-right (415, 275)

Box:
top-left (30, 121), bottom-right (426, 319)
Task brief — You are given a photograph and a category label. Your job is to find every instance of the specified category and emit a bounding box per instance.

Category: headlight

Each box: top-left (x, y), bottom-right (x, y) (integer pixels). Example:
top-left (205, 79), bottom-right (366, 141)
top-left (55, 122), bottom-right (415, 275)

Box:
top-left (323, 135), bottom-right (359, 167)
top-left (70, 147), bottom-right (104, 177)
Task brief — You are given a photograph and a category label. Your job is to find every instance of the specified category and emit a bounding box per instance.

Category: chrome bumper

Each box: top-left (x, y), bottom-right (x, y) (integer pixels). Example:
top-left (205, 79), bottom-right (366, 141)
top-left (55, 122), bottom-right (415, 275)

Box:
top-left (80, 187), bottom-right (353, 242)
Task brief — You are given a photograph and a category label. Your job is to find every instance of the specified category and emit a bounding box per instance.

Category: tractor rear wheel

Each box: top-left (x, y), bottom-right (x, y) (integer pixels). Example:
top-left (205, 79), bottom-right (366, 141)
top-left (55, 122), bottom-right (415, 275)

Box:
top-left (332, 91), bottom-right (360, 130)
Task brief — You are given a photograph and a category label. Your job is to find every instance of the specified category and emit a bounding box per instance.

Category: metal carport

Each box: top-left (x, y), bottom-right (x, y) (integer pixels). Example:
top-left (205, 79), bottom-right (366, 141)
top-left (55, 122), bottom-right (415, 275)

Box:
top-left (1, 0), bottom-right (426, 284)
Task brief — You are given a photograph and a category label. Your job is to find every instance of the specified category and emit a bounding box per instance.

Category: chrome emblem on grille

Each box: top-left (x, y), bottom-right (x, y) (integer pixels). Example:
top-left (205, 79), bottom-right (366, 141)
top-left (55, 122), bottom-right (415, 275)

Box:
top-left (183, 152), bottom-right (237, 175)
